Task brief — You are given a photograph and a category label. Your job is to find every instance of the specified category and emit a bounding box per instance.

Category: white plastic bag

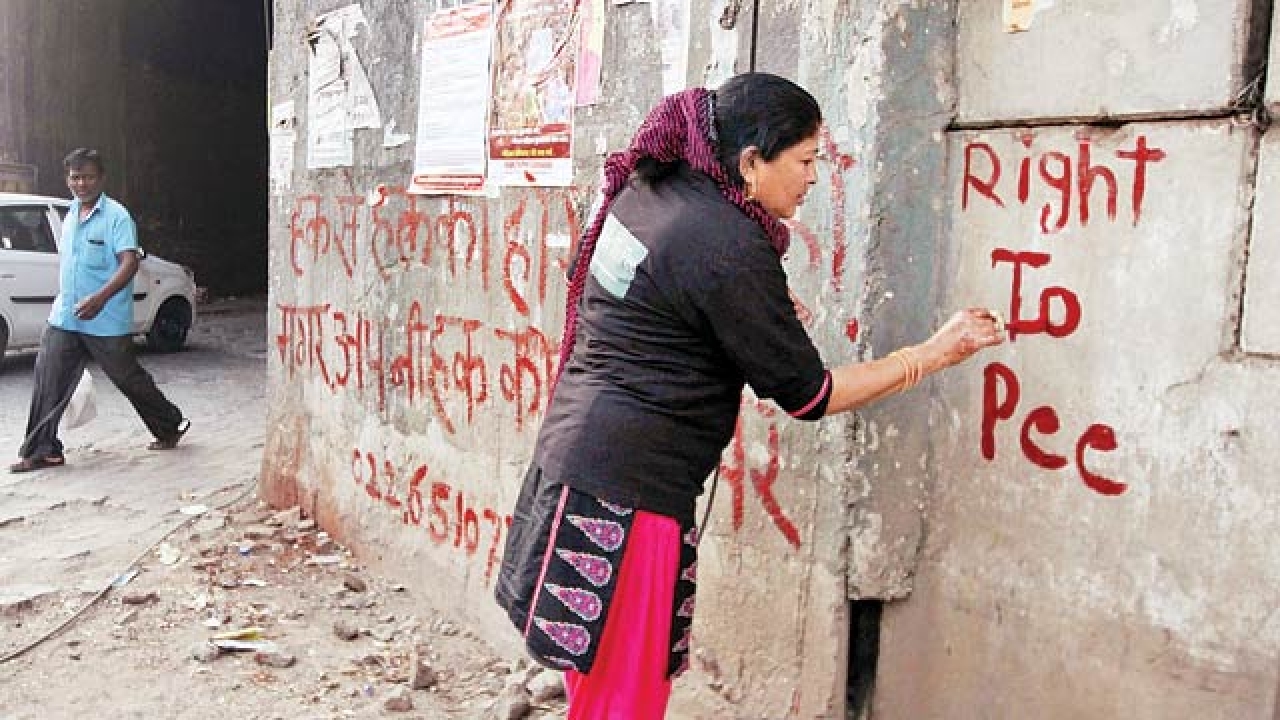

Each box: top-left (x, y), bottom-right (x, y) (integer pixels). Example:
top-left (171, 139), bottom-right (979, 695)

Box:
top-left (61, 369), bottom-right (97, 430)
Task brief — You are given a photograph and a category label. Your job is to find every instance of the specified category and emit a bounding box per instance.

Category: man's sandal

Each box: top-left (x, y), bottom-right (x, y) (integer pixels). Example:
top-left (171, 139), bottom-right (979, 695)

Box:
top-left (148, 418), bottom-right (191, 451)
top-left (9, 455), bottom-right (66, 474)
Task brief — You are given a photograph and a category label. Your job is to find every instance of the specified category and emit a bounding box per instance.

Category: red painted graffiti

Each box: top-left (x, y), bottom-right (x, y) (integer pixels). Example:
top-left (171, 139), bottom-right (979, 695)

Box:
top-left (719, 398), bottom-right (803, 548)
top-left (962, 133), bottom-right (1166, 234)
top-left (352, 448), bottom-right (514, 583)
top-left (275, 301), bottom-right (558, 433)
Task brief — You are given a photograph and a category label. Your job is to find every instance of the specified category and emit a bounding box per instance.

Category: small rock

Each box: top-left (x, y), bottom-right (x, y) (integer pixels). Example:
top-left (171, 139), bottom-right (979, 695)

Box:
top-left (342, 573), bottom-right (367, 593)
top-left (297, 518), bottom-right (317, 532)
top-left (120, 591), bottom-right (158, 606)
top-left (492, 686), bottom-right (532, 720)
top-left (242, 525), bottom-right (278, 541)
top-left (115, 609), bottom-right (139, 625)
top-left (409, 652), bottom-right (438, 690)
top-left (269, 506), bottom-right (302, 527)
top-left (254, 649), bottom-right (297, 668)
top-left (333, 619), bottom-right (360, 641)
top-left (69, 652), bottom-right (81, 661)
top-left (527, 669), bottom-right (565, 703)
top-left (371, 624), bottom-right (396, 643)
top-left (383, 688), bottom-right (414, 713)
top-left (190, 642), bottom-right (221, 663)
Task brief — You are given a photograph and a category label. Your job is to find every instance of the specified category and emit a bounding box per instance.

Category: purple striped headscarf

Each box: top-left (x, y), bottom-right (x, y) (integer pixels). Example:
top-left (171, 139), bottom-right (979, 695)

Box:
top-left (552, 88), bottom-right (791, 391)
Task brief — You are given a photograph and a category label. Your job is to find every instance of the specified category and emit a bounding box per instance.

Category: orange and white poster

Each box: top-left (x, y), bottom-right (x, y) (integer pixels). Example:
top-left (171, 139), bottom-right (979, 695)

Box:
top-left (488, 0), bottom-right (580, 187)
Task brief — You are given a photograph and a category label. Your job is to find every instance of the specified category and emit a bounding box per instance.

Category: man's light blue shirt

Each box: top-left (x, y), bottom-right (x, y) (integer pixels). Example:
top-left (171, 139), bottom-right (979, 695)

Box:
top-left (48, 193), bottom-right (139, 336)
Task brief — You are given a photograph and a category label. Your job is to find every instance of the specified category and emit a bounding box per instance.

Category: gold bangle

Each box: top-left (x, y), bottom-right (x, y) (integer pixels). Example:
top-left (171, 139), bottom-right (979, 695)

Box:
top-left (899, 346), bottom-right (923, 389)
top-left (888, 350), bottom-right (914, 393)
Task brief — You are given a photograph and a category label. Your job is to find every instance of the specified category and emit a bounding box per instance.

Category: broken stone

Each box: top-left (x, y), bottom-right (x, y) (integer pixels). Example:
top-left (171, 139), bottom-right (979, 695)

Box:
top-left (242, 525), bottom-right (279, 541)
top-left (371, 624), bottom-right (396, 643)
top-left (342, 573), bottom-right (367, 593)
top-left (254, 649), bottom-right (297, 668)
top-left (383, 688), bottom-right (413, 713)
top-left (120, 591), bottom-right (159, 606)
top-left (491, 686), bottom-right (532, 720)
top-left (333, 619), bottom-right (360, 641)
top-left (269, 506), bottom-right (302, 528)
top-left (527, 669), bottom-right (565, 703)
top-left (409, 652), bottom-right (438, 690)
top-left (190, 642), bottom-right (221, 663)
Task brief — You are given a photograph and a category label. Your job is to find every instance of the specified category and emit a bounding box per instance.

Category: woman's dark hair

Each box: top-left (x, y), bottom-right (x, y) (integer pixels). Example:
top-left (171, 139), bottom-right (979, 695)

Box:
top-left (634, 73), bottom-right (821, 186)
top-left (714, 73), bottom-right (821, 185)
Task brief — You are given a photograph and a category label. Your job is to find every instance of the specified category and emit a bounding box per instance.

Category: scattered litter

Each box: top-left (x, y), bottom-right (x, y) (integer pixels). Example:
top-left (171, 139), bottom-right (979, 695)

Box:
top-left (112, 568), bottom-right (140, 588)
top-left (306, 555), bottom-right (342, 566)
top-left (180, 504), bottom-right (210, 516)
top-left (212, 627), bottom-right (265, 641)
top-left (120, 590), bottom-right (158, 606)
top-left (211, 639), bottom-right (278, 653)
top-left (157, 543), bottom-right (182, 566)
top-left (240, 578), bottom-right (268, 588)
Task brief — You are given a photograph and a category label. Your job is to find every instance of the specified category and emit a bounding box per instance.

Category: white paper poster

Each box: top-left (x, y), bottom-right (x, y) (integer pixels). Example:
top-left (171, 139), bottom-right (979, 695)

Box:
top-left (409, 1), bottom-right (495, 195)
top-left (269, 101), bottom-right (297, 195)
top-left (306, 4), bottom-right (383, 169)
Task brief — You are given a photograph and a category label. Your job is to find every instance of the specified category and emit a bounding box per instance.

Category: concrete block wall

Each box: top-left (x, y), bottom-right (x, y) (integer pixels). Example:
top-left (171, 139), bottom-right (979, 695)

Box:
top-left (263, 0), bottom-right (966, 716)
top-left (873, 2), bottom-right (1280, 718)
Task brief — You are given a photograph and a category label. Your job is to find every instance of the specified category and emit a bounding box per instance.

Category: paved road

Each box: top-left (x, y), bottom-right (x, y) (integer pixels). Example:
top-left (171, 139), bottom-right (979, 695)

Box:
top-left (0, 298), bottom-right (268, 620)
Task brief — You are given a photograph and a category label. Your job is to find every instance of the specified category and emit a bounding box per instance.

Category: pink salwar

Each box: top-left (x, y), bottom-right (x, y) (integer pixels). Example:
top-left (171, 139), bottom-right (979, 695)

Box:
top-left (564, 509), bottom-right (681, 719)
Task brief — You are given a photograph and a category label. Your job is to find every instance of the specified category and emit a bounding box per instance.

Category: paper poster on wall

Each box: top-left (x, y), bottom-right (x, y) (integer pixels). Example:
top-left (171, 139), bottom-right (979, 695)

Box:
top-left (488, 0), bottom-right (580, 187)
top-left (409, 1), bottom-right (495, 195)
top-left (269, 101), bottom-right (297, 195)
top-left (653, 0), bottom-right (689, 95)
top-left (575, 0), bottom-right (605, 106)
top-left (306, 4), bottom-right (383, 169)
top-left (1003, 0), bottom-right (1035, 32)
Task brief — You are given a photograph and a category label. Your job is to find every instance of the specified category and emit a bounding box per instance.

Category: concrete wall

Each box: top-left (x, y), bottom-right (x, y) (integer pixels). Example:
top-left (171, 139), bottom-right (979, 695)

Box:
top-left (265, 0), bottom-right (1280, 718)
top-left (874, 2), bottom-right (1280, 719)
top-left (261, 0), bottom-right (963, 717)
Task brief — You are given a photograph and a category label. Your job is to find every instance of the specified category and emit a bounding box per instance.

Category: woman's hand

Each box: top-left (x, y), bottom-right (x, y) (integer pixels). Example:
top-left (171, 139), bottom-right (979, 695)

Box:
top-left (918, 308), bottom-right (1006, 372)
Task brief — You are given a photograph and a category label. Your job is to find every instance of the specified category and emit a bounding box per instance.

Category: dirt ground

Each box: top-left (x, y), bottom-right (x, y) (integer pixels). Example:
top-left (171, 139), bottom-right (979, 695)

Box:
top-left (0, 298), bottom-right (567, 719)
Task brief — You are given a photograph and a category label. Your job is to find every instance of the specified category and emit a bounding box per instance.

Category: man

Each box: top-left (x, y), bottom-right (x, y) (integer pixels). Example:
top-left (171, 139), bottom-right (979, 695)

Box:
top-left (9, 148), bottom-right (188, 473)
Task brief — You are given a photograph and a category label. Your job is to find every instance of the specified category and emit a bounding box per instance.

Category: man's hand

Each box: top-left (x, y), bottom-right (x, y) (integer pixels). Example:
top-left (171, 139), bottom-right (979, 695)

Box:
top-left (74, 293), bottom-right (106, 320)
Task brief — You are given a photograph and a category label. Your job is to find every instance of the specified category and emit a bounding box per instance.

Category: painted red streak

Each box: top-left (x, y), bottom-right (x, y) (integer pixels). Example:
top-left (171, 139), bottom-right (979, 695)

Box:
top-left (962, 133), bottom-right (1165, 233)
top-left (353, 448), bottom-right (514, 584)
top-left (980, 362), bottom-right (1125, 496)
top-left (719, 400), bottom-right (803, 548)
top-left (820, 128), bottom-right (853, 292)
top-left (844, 319), bottom-right (859, 344)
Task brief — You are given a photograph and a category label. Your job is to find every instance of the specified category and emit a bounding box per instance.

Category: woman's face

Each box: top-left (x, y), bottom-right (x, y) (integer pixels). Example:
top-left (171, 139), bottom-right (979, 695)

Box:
top-left (745, 131), bottom-right (820, 219)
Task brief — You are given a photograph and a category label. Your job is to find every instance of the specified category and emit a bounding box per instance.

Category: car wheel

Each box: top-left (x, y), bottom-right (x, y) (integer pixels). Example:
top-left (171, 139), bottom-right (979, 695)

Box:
top-left (147, 298), bottom-right (192, 353)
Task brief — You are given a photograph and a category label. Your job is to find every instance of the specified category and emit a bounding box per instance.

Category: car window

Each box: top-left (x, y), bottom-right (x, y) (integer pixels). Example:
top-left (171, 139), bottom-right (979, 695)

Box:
top-left (0, 206), bottom-right (57, 254)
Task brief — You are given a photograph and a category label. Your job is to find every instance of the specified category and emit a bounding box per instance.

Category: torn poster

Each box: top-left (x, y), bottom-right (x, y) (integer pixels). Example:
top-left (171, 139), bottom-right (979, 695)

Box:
top-left (488, 0), bottom-right (580, 187)
top-left (1002, 0), bottom-right (1034, 32)
top-left (409, 0), bottom-right (495, 195)
top-left (269, 101), bottom-right (297, 195)
top-left (653, 0), bottom-right (689, 95)
top-left (306, 4), bottom-right (383, 169)
top-left (575, 0), bottom-right (605, 106)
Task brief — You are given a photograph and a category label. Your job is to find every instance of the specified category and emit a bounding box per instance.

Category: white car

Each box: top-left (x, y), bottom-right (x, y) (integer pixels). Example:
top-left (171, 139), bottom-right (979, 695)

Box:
top-left (0, 192), bottom-right (197, 359)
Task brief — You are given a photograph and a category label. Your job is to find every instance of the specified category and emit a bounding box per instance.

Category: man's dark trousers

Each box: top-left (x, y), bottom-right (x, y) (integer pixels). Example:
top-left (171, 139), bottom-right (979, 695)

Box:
top-left (19, 325), bottom-right (183, 460)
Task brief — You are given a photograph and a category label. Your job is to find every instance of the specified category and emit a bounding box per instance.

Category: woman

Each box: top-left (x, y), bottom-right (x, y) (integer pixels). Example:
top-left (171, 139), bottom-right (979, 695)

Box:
top-left (496, 73), bottom-right (1004, 718)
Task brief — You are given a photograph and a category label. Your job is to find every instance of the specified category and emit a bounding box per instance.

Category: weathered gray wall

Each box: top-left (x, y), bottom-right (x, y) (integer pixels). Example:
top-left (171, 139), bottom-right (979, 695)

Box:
top-left (874, 2), bottom-right (1280, 719)
top-left (0, 0), bottom-right (268, 296)
top-left (265, 0), bottom-right (1280, 718)
top-left (261, 0), bottom-right (959, 717)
